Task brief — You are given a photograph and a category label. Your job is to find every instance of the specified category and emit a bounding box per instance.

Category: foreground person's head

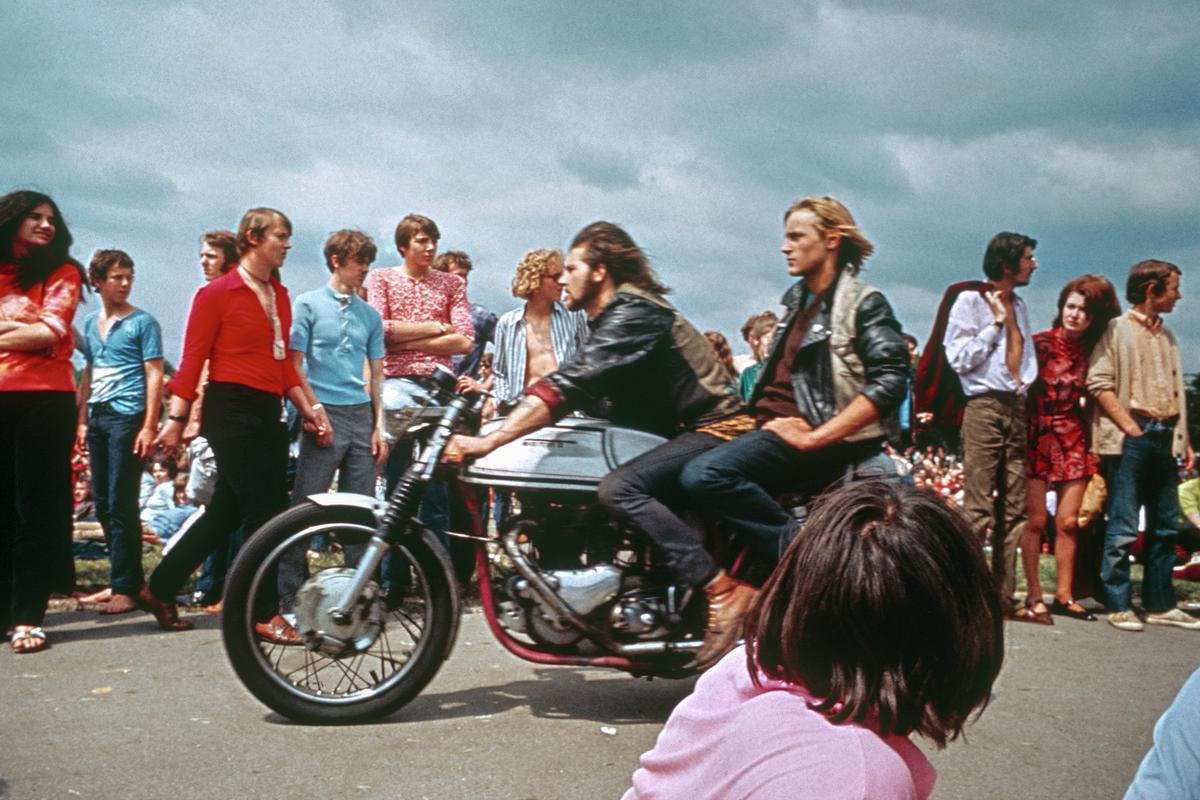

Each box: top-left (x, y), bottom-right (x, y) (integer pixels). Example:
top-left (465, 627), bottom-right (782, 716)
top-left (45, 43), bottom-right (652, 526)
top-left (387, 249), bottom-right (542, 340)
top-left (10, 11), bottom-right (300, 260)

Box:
top-left (745, 480), bottom-right (1004, 748)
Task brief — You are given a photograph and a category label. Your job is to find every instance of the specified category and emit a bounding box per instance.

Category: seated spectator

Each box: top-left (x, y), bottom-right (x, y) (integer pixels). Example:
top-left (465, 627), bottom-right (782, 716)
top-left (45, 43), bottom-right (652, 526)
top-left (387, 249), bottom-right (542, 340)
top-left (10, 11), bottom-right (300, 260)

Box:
top-left (139, 456), bottom-right (178, 524)
top-left (1174, 472), bottom-right (1200, 582)
top-left (139, 454), bottom-right (174, 507)
top-left (144, 476), bottom-right (200, 543)
top-left (624, 481), bottom-right (1003, 800)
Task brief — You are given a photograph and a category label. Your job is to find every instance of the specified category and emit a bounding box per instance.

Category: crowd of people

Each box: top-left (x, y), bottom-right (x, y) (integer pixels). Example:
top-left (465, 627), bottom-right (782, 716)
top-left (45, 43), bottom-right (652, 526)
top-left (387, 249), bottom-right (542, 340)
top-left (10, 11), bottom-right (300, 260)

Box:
top-left (2, 186), bottom-right (1197, 797)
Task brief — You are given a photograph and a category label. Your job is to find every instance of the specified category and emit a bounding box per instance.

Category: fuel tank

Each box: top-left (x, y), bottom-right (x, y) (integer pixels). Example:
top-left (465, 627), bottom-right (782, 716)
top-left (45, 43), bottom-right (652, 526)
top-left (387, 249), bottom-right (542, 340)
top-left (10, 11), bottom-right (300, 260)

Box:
top-left (459, 416), bottom-right (666, 492)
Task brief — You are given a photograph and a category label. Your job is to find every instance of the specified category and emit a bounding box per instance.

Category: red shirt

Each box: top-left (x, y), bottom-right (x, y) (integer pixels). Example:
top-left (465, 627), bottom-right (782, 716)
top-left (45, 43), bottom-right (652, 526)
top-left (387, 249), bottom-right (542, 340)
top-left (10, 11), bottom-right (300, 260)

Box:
top-left (0, 262), bottom-right (82, 392)
top-left (168, 269), bottom-right (301, 401)
top-left (366, 266), bottom-right (474, 377)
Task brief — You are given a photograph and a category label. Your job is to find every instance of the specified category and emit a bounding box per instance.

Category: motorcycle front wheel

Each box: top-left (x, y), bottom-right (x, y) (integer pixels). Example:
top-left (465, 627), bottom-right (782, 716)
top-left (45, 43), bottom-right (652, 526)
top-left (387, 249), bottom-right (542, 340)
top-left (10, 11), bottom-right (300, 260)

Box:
top-left (222, 502), bottom-right (458, 724)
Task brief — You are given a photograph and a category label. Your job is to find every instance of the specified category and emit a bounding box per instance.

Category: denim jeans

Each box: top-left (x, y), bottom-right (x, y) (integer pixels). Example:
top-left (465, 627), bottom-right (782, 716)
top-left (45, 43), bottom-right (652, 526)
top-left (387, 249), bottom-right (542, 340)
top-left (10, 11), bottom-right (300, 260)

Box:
top-left (597, 431), bottom-right (723, 588)
top-left (680, 430), bottom-right (891, 567)
top-left (1101, 420), bottom-right (1181, 613)
top-left (87, 405), bottom-right (146, 595)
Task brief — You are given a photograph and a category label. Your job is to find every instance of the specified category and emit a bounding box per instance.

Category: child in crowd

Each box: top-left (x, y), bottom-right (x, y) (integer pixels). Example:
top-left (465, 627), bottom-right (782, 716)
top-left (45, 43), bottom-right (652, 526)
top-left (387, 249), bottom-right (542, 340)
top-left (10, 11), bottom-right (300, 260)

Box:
top-left (624, 480), bottom-right (1004, 800)
top-left (139, 456), bottom-right (177, 524)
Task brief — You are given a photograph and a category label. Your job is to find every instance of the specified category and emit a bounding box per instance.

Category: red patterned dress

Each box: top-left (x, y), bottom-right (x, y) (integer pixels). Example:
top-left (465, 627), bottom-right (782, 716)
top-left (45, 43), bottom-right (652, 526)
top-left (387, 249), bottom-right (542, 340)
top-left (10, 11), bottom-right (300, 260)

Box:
top-left (1027, 327), bottom-right (1099, 482)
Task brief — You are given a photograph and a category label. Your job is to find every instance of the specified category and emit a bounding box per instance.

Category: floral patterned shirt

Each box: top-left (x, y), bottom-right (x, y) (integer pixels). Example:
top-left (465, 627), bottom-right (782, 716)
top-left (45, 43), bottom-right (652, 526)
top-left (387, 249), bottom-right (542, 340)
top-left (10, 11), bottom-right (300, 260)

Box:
top-left (0, 262), bottom-right (82, 392)
top-left (365, 266), bottom-right (473, 377)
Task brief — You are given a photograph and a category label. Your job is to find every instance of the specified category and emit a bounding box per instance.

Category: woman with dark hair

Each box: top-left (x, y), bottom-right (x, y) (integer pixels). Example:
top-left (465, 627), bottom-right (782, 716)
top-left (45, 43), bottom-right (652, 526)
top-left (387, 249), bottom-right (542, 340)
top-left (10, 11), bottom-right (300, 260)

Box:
top-left (624, 481), bottom-right (1003, 799)
top-left (0, 190), bottom-right (87, 653)
top-left (1016, 274), bottom-right (1121, 623)
top-left (139, 207), bottom-right (329, 638)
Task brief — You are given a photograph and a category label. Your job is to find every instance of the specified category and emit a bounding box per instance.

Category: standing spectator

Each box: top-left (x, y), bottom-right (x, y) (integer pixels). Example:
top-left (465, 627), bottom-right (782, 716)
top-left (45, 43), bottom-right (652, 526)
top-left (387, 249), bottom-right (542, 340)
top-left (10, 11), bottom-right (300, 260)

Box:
top-left (1020, 275), bottom-right (1120, 622)
top-left (182, 229), bottom-right (241, 608)
top-left (488, 248), bottom-right (588, 413)
top-left (433, 250), bottom-right (497, 380)
top-left (0, 190), bottom-right (85, 654)
top-left (1088, 260), bottom-right (1198, 632)
top-left (75, 249), bottom-right (164, 615)
top-left (144, 207), bottom-right (329, 636)
top-left (944, 232), bottom-right (1039, 619)
top-left (737, 311), bottom-right (778, 402)
top-left (278, 230), bottom-right (387, 609)
top-left (895, 333), bottom-right (919, 448)
top-left (367, 214), bottom-right (473, 589)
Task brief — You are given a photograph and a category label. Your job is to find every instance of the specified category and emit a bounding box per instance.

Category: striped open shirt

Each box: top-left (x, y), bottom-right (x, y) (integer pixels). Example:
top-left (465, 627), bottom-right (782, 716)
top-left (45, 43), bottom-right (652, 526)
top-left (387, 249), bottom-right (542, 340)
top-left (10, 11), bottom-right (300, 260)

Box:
top-left (492, 301), bottom-right (589, 406)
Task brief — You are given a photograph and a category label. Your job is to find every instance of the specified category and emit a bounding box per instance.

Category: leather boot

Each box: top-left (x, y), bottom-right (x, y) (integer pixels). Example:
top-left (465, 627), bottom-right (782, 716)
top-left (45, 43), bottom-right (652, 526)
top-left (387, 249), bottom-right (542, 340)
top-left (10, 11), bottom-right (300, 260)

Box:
top-left (136, 586), bottom-right (195, 631)
top-left (692, 570), bottom-right (758, 669)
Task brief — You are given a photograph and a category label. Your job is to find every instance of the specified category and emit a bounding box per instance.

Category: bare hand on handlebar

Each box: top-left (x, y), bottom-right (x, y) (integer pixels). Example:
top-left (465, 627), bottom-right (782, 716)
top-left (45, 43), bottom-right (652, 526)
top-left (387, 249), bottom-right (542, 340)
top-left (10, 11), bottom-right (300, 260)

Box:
top-left (442, 434), bottom-right (494, 467)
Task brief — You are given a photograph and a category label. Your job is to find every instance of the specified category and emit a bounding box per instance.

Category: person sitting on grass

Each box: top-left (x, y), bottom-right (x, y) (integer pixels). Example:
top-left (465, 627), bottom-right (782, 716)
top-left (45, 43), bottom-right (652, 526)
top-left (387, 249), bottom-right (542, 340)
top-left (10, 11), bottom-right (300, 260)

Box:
top-left (144, 475), bottom-right (201, 544)
top-left (623, 480), bottom-right (1004, 800)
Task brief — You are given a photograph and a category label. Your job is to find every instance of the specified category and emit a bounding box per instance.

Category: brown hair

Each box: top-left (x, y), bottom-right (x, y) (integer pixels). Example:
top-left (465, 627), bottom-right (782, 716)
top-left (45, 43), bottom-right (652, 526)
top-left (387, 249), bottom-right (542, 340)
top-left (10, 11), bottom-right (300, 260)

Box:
top-left (88, 249), bottom-right (134, 287)
top-left (704, 331), bottom-right (737, 378)
top-left (200, 230), bottom-right (238, 272)
top-left (433, 250), bottom-right (472, 274)
top-left (394, 213), bottom-right (439, 253)
top-left (784, 196), bottom-right (875, 273)
top-left (236, 208), bottom-right (292, 255)
top-left (740, 310), bottom-right (779, 345)
top-left (511, 248), bottom-right (563, 299)
top-left (1051, 274), bottom-right (1121, 350)
top-left (1126, 259), bottom-right (1180, 305)
top-left (323, 229), bottom-right (377, 272)
top-left (745, 480), bottom-right (1003, 748)
top-left (569, 221), bottom-right (670, 295)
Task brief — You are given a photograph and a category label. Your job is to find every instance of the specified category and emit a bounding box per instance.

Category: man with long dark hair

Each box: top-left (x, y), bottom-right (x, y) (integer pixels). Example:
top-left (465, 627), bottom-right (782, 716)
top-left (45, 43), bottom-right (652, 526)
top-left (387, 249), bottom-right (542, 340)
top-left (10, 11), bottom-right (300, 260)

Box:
top-left (443, 221), bottom-right (753, 667)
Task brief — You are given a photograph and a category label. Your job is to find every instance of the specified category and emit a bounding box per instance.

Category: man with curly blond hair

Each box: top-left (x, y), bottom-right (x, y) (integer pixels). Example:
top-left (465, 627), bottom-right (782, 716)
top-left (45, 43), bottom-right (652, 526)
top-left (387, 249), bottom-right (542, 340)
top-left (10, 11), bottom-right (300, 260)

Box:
top-left (490, 248), bottom-right (589, 412)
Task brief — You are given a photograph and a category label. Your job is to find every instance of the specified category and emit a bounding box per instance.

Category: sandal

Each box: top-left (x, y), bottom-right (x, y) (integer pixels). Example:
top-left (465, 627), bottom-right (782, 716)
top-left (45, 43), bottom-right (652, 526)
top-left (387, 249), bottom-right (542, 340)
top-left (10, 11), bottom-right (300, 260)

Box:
top-left (11, 626), bottom-right (48, 654)
top-left (1008, 599), bottom-right (1054, 626)
top-left (1050, 598), bottom-right (1097, 621)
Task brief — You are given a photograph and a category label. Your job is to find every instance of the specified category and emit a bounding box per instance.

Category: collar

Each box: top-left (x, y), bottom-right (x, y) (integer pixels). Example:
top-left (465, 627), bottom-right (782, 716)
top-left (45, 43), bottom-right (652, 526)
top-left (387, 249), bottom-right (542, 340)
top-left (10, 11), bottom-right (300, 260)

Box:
top-left (1128, 308), bottom-right (1163, 333)
top-left (324, 285), bottom-right (355, 306)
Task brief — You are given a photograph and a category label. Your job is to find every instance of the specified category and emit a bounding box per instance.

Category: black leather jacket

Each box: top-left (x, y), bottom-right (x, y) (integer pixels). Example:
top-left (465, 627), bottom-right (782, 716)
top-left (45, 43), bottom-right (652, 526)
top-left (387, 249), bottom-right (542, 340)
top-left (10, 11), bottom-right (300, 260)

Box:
top-left (749, 272), bottom-right (908, 431)
top-left (540, 285), bottom-right (742, 439)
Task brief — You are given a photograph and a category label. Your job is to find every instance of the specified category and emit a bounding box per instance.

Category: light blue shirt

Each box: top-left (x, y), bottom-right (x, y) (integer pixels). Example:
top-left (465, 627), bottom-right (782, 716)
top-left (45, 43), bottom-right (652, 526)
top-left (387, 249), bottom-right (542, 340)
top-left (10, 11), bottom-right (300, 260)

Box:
top-left (290, 285), bottom-right (385, 407)
top-left (81, 308), bottom-right (163, 416)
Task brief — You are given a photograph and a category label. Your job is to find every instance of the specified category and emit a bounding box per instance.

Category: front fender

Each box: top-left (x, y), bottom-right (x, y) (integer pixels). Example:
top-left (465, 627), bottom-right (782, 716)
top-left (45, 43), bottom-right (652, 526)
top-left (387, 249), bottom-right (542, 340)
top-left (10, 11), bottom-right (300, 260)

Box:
top-left (304, 491), bottom-right (456, 585)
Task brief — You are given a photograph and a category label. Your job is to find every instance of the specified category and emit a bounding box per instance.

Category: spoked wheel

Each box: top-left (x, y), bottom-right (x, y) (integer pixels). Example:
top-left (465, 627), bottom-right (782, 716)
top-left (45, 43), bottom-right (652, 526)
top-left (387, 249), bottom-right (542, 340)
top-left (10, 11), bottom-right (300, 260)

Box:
top-left (222, 502), bottom-right (458, 724)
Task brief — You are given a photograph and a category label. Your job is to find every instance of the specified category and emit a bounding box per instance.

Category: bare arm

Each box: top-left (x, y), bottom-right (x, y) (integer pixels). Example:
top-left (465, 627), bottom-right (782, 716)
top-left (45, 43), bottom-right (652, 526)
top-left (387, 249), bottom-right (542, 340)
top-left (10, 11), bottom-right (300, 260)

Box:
top-left (384, 320), bottom-right (448, 345)
top-left (76, 364), bottom-right (92, 449)
top-left (442, 393), bottom-right (553, 466)
top-left (368, 357), bottom-right (388, 465)
top-left (134, 358), bottom-right (165, 458)
top-left (402, 332), bottom-right (473, 356)
top-left (0, 320), bottom-right (59, 351)
top-left (288, 350), bottom-right (332, 447)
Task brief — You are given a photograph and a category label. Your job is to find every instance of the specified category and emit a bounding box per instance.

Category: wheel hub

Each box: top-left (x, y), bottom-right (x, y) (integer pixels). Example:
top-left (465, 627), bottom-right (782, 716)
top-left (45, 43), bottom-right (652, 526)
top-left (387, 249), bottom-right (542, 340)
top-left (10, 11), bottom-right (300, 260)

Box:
top-left (293, 568), bottom-right (383, 656)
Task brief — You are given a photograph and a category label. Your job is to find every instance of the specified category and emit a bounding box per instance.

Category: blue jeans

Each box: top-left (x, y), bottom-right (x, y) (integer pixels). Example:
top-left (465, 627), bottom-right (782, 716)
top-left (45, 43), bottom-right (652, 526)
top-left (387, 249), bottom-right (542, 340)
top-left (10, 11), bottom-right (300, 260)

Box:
top-left (680, 430), bottom-right (893, 566)
top-left (1101, 420), bottom-right (1181, 613)
top-left (87, 405), bottom-right (146, 595)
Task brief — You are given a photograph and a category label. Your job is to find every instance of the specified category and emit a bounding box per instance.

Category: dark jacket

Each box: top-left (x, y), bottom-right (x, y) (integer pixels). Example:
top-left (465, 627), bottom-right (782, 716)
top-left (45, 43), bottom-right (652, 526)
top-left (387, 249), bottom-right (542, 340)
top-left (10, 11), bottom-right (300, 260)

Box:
top-left (749, 269), bottom-right (908, 439)
top-left (536, 284), bottom-right (743, 438)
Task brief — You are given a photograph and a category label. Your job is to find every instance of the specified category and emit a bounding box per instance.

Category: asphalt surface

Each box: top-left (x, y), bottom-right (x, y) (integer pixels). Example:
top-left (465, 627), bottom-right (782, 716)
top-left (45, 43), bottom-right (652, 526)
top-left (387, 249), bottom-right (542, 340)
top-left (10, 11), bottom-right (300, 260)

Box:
top-left (2, 603), bottom-right (1198, 800)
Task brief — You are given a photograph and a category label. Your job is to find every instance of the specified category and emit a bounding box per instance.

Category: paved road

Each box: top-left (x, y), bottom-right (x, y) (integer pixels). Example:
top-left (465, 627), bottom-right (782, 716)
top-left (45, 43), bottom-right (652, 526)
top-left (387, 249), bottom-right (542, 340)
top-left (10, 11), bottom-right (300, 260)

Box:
top-left (3, 605), bottom-right (1198, 799)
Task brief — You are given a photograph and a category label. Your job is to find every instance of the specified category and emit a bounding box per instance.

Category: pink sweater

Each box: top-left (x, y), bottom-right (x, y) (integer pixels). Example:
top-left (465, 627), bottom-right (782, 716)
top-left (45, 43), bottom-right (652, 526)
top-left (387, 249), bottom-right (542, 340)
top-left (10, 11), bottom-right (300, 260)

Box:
top-left (623, 647), bottom-right (935, 800)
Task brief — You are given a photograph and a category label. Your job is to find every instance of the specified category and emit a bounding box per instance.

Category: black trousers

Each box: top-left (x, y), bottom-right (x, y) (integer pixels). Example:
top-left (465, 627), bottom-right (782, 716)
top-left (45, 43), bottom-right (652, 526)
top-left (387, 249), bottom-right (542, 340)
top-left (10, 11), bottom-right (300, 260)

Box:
top-left (597, 431), bottom-right (723, 588)
top-left (149, 382), bottom-right (288, 603)
top-left (0, 391), bottom-right (76, 629)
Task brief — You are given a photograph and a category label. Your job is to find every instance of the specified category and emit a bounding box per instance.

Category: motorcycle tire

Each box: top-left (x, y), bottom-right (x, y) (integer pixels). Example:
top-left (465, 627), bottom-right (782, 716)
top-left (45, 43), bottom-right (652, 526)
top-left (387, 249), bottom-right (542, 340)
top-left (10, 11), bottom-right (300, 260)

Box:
top-left (222, 502), bottom-right (458, 724)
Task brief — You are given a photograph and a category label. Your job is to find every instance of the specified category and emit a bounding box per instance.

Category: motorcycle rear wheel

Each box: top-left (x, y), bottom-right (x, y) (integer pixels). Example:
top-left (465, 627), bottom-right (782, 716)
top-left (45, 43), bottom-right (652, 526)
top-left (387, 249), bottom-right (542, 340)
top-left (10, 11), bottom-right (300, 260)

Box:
top-left (222, 502), bottom-right (457, 724)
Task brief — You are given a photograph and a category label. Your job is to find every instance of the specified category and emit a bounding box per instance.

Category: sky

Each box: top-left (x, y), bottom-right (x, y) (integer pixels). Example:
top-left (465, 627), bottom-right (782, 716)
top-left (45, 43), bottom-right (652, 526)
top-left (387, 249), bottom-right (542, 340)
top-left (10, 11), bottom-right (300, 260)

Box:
top-left (3, 1), bottom-right (1198, 370)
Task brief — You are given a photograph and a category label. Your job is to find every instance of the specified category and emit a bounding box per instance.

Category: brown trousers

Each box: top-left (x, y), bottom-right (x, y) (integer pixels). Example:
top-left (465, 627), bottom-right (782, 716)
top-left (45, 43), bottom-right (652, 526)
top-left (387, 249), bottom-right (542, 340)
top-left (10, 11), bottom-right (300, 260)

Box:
top-left (961, 392), bottom-right (1027, 608)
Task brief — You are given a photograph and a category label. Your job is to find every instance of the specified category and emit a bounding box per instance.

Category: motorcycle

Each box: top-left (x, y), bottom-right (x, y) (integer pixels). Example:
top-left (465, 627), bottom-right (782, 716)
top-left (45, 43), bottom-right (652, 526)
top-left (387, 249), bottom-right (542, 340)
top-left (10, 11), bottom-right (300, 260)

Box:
top-left (221, 366), bottom-right (892, 723)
